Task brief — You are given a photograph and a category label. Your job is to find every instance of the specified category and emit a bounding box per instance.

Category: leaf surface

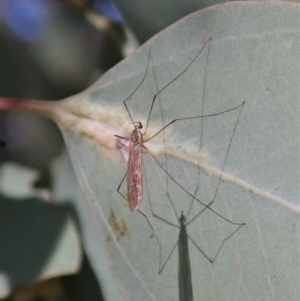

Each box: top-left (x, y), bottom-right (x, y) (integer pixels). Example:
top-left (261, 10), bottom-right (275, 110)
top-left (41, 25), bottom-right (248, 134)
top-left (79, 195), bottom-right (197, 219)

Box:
top-left (1, 2), bottom-right (299, 300)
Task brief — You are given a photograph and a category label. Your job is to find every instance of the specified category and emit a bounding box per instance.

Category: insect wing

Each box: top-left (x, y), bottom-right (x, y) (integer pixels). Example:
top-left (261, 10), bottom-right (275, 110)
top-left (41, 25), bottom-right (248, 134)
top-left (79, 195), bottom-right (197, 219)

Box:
top-left (127, 128), bottom-right (143, 211)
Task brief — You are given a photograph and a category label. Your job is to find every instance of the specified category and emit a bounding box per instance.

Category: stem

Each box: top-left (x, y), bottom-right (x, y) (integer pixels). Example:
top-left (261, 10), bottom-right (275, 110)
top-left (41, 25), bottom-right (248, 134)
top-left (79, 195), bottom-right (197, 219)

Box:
top-left (0, 97), bottom-right (58, 119)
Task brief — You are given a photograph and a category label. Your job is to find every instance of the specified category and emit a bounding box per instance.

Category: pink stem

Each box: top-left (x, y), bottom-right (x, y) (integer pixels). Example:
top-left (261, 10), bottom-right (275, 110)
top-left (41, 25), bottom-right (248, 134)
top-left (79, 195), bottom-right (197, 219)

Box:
top-left (0, 97), bottom-right (57, 118)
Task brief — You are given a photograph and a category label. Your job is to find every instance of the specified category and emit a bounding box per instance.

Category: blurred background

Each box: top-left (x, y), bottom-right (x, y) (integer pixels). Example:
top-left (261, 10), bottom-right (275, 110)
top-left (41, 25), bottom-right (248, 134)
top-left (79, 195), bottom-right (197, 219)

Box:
top-left (0, 0), bottom-right (228, 300)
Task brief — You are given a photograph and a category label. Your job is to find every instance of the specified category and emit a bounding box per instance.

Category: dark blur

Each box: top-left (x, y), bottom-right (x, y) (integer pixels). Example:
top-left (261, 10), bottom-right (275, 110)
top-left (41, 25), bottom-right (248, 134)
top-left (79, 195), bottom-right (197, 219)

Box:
top-left (0, 1), bottom-right (125, 301)
top-left (0, 0), bottom-right (124, 170)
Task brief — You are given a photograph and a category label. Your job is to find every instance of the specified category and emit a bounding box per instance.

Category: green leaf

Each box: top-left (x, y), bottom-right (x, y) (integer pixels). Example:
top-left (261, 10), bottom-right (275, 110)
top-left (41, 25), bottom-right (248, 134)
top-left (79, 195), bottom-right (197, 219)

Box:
top-left (0, 164), bottom-right (81, 298)
top-left (52, 149), bottom-right (124, 301)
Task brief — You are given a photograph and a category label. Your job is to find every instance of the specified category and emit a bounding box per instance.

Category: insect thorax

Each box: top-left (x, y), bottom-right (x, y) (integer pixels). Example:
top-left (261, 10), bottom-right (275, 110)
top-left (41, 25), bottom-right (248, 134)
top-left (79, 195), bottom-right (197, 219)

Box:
top-left (130, 127), bottom-right (142, 146)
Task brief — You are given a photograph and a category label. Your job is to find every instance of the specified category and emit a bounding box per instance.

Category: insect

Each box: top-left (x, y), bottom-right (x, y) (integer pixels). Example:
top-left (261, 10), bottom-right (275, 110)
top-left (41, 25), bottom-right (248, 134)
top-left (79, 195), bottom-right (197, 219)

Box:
top-left (115, 38), bottom-right (245, 230)
top-left (147, 98), bottom-right (245, 301)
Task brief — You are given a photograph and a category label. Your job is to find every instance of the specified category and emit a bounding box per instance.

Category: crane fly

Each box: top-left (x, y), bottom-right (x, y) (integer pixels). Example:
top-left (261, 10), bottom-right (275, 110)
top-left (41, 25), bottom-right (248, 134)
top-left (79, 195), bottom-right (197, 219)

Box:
top-left (115, 38), bottom-right (245, 231)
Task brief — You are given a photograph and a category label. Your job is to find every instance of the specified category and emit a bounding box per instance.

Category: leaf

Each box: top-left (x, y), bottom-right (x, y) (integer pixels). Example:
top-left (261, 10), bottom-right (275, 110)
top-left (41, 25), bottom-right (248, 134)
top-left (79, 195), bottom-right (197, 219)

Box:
top-left (0, 2), bottom-right (299, 300)
top-left (52, 149), bottom-right (125, 301)
top-left (0, 164), bottom-right (81, 298)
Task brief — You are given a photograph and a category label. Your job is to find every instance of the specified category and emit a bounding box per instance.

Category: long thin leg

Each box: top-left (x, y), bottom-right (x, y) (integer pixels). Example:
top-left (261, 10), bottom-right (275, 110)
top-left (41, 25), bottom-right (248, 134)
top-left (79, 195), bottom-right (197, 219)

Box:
top-left (148, 208), bottom-right (179, 274)
top-left (144, 165), bottom-right (180, 273)
top-left (116, 170), bottom-right (128, 201)
top-left (145, 147), bottom-right (180, 227)
top-left (185, 38), bottom-right (211, 219)
top-left (144, 101), bottom-right (245, 142)
top-left (143, 145), bottom-right (244, 226)
top-left (123, 51), bottom-right (152, 125)
top-left (186, 100), bottom-right (245, 226)
top-left (152, 205), bottom-right (244, 275)
top-left (137, 209), bottom-right (155, 237)
top-left (116, 173), bottom-right (155, 237)
top-left (150, 213), bottom-right (179, 229)
top-left (146, 40), bottom-right (211, 224)
top-left (188, 224), bottom-right (244, 264)
top-left (146, 191), bottom-right (179, 275)
top-left (150, 202), bottom-right (243, 274)
top-left (117, 165), bottom-right (156, 237)
top-left (143, 38), bottom-right (211, 136)
top-left (114, 135), bottom-right (129, 141)
top-left (158, 240), bottom-right (178, 274)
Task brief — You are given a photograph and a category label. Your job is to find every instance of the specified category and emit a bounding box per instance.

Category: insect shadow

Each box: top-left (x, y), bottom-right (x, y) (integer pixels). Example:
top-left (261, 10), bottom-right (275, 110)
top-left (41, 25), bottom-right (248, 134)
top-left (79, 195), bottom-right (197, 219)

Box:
top-left (150, 193), bottom-right (244, 301)
top-left (115, 38), bottom-right (245, 236)
top-left (146, 101), bottom-right (245, 301)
